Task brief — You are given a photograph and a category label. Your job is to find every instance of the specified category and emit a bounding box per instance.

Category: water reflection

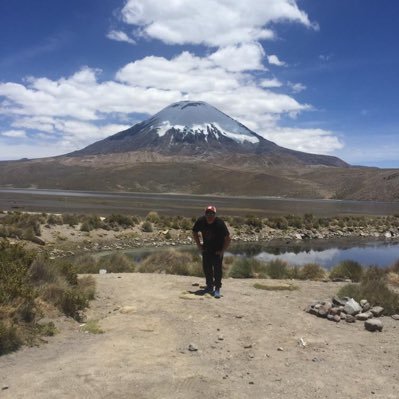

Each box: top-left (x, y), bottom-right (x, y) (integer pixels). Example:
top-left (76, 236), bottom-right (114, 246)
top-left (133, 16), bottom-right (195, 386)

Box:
top-left (228, 240), bottom-right (399, 269)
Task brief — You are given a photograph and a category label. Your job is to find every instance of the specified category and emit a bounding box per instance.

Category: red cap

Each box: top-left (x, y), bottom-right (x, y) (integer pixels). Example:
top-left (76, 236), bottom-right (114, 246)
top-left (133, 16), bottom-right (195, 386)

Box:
top-left (205, 205), bottom-right (217, 214)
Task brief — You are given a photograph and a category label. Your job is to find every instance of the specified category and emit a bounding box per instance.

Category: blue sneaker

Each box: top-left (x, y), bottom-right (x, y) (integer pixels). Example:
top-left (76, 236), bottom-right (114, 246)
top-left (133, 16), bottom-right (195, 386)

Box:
top-left (214, 289), bottom-right (221, 298)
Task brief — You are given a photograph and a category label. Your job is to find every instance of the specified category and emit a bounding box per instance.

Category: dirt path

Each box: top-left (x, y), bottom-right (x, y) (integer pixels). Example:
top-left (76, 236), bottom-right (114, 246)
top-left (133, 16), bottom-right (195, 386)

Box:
top-left (1, 274), bottom-right (398, 399)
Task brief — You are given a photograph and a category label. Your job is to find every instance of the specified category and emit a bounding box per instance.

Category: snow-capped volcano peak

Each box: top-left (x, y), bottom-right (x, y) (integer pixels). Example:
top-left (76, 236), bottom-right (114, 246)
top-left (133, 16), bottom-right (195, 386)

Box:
top-left (148, 101), bottom-right (260, 144)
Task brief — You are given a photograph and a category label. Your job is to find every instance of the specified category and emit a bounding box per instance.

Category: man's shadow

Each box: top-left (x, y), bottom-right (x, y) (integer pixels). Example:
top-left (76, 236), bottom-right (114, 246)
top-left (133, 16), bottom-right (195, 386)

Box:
top-left (188, 286), bottom-right (213, 296)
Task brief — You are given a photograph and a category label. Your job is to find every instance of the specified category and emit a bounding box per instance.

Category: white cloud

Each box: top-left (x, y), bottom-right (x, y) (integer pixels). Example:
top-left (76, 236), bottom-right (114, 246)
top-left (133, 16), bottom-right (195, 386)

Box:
top-left (121, 0), bottom-right (315, 46)
top-left (288, 82), bottom-right (306, 93)
top-left (261, 127), bottom-right (344, 154)
top-left (1, 129), bottom-right (27, 138)
top-left (260, 78), bottom-right (282, 88)
top-left (107, 30), bottom-right (136, 44)
top-left (267, 54), bottom-right (286, 66)
top-left (208, 43), bottom-right (265, 72)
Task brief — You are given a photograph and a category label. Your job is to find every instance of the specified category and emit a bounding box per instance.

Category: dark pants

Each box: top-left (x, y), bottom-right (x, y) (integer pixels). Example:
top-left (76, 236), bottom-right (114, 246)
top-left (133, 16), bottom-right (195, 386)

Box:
top-left (202, 251), bottom-right (223, 289)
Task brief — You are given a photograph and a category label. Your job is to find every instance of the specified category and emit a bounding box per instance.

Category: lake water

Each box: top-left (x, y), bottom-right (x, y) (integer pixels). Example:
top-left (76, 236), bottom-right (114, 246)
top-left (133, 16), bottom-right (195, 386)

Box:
top-left (228, 240), bottom-right (399, 269)
top-left (100, 239), bottom-right (399, 270)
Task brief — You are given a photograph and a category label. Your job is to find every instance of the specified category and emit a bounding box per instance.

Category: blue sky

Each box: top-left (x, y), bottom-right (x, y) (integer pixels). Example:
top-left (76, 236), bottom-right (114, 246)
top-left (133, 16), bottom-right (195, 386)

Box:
top-left (0, 0), bottom-right (398, 167)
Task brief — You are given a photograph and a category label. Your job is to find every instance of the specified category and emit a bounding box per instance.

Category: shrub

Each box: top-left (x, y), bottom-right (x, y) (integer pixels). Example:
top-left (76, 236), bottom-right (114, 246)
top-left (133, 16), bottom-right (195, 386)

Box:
top-left (390, 259), bottom-right (399, 274)
top-left (146, 211), bottom-right (160, 223)
top-left (63, 214), bottom-right (80, 227)
top-left (229, 258), bottom-right (254, 278)
top-left (98, 253), bottom-right (135, 273)
top-left (329, 260), bottom-right (363, 282)
top-left (141, 221), bottom-right (153, 232)
top-left (0, 321), bottom-right (21, 355)
top-left (138, 249), bottom-right (194, 275)
top-left (265, 259), bottom-right (290, 279)
top-left (47, 214), bottom-right (63, 225)
top-left (72, 254), bottom-right (99, 274)
top-left (299, 263), bottom-right (326, 281)
top-left (104, 214), bottom-right (134, 228)
top-left (337, 267), bottom-right (399, 315)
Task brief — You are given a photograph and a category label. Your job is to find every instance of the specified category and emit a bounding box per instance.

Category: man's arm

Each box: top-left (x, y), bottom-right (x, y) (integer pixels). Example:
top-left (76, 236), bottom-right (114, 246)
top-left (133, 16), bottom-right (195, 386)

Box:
top-left (216, 234), bottom-right (231, 256)
top-left (193, 231), bottom-right (203, 251)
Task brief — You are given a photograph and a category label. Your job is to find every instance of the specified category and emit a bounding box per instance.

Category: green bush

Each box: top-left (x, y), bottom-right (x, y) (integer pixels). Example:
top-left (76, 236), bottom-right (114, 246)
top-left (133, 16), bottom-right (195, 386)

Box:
top-left (104, 214), bottom-right (134, 228)
top-left (63, 214), bottom-right (80, 227)
top-left (329, 260), bottom-right (363, 282)
top-left (47, 214), bottom-right (63, 225)
top-left (299, 263), bottom-right (326, 281)
top-left (146, 211), bottom-right (160, 223)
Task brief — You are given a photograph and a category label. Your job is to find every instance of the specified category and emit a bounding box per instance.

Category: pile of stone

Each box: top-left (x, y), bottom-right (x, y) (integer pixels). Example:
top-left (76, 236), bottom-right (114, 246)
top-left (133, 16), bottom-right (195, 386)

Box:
top-left (305, 296), bottom-right (384, 332)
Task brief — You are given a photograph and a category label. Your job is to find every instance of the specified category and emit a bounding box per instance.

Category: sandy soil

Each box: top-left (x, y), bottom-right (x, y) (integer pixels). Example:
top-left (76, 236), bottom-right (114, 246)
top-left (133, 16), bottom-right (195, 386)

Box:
top-left (1, 274), bottom-right (398, 399)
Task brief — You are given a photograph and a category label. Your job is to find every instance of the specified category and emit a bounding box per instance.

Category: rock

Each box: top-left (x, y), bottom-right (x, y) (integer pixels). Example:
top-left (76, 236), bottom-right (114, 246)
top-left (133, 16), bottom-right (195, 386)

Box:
top-left (317, 306), bottom-right (329, 318)
top-left (384, 231), bottom-right (392, 238)
top-left (332, 295), bottom-right (347, 306)
top-left (365, 318), bottom-right (383, 332)
top-left (277, 347), bottom-right (284, 351)
top-left (362, 302), bottom-right (371, 312)
top-left (391, 314), bottom-right (399, 320)
top-left (31, 236), bottom-right (46, 245)
top-left (360, 299), bottom-right (368, 307)
top-left (244, 344), bottom-right (253, 349)
top-left (344, 298), bottom-right (362, 315)
top-left (333, 315), bottom-right (341, 323)
top-left (356, 311), bottom-right (373, 321)
top-left (188, 343), bottom-right (198, 351)
top-left (345, 315), bottom-right (356, 323)
top-left (370, 306), bottom-right (384, 317)
top-left (218, 335), bottom-right (224, 341)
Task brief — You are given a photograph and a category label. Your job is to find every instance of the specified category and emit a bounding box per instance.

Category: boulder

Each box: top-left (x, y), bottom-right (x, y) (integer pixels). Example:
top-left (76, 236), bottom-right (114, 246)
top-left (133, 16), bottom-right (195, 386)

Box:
top-left (345, 315), bottom-right (356, 323)
top-left (332, 296), bottom-right (347, 307)
top-left (343, 298), bottom-right (362, 315)
top-left (364, 318), bottom-right (383, 332)
top-left (391, 314), bottom-right (399, 320)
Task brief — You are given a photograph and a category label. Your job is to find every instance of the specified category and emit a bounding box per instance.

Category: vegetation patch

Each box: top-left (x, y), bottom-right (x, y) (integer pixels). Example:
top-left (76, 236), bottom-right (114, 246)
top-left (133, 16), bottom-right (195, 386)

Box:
top-left (330, 260), bottom-right (363, 282)
top-left (253, 282), bottom-right (299, 291)
top-left (337, 267), bottom-right (399, 315)
top-left (81, 320), bottom-right (104, 334)
top-left (0, 239), bottom-right (95, 356)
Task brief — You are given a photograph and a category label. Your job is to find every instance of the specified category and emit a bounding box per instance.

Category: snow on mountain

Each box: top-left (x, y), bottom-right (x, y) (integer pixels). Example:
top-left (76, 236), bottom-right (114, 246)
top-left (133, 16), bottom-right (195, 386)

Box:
top-left (148, 101), bottom-right (260, 144)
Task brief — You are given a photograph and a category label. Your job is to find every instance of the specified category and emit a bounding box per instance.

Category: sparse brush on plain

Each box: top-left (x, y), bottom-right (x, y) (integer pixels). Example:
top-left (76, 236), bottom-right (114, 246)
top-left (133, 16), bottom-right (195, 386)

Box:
top-left (81, 320), bottom-right (104, 334)
top-left (299, 263), bottom-right (326, 281)
top-left (329, 260), bottom-right (363, 282)
top-left (104, 214), bottom-right (135, 228)
top-left (337, 266), bottom-right (399, 315)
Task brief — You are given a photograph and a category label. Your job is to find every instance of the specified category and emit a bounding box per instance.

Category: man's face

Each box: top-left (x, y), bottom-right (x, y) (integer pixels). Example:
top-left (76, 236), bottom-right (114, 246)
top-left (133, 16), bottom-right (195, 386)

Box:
top-left (205, 211), bottom-right (216, 224)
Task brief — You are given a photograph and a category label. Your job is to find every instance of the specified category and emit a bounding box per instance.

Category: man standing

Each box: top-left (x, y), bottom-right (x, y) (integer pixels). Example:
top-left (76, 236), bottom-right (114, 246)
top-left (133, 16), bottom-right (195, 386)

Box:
top-left (192, 206), bottom-right (231, 298)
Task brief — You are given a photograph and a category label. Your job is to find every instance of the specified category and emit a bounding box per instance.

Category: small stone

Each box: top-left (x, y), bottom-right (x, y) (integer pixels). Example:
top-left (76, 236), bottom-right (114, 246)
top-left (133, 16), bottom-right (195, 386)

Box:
top-left (192, 282), bottom-right (200, 287)
top-left (333, 315), bottom-right (341, 323)
top-left (235, 315), bottom-right (244, 319)
top-left (360, 299), bottom-right (368, 307)
top-left (277, 347), bottom-right (284, 351)
top-left (188, 343), bottom-right (198, 351)
top-left (244, 344), bottom-right (252, 349)
top-left (249, 381), bottom-right (255, 385)
top-left (391, 314), bottom-right (399, 320)
top-left (218, 335), bottom-right (224, 341)
top-left (249, 353), bottom-right (255, 358)
top-left (2, 386), bottom-right (9, 391)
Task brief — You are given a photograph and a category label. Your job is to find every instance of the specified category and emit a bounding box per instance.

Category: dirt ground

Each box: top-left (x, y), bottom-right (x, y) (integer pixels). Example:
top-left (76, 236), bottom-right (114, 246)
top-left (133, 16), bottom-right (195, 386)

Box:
top-left (0, 274), bottom-right (398, 399)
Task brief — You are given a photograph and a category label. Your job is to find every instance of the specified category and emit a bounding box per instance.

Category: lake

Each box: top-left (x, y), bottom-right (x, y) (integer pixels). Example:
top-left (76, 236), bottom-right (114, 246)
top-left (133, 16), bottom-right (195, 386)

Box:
top-left (228, 239), bottom-right (399, 269)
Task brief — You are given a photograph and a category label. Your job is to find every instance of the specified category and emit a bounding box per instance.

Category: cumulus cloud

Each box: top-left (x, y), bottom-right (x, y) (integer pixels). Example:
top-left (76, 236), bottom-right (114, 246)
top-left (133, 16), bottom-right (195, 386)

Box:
top-left (261, 127), bottom-right (344, 154)
top-left (0, 1), bottom-right (341, 160)
top-left (107, 30), bottom-right (136, 44)
top-left (1, 129), bottom-right (27, 138)
top-left (120, 0), bottom-right (315, 46)
top-left (267, 54), bottom-right (286, 66)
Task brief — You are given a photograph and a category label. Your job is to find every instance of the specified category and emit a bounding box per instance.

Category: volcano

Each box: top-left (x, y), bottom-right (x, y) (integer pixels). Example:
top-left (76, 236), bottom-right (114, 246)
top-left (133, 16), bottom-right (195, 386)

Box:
top-left (69, 101), bottom-right (347, 167)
